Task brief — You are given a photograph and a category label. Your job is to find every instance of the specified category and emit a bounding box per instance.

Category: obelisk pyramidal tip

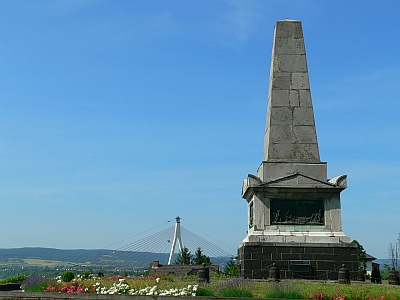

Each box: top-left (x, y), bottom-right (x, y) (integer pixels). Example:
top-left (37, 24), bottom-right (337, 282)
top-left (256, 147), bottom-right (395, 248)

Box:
top-left (263, 19), bottom-right (320, 162)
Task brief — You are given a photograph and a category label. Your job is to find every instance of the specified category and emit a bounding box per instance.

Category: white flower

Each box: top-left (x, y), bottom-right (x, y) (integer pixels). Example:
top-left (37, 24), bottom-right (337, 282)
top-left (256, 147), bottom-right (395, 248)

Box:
top-left (156, 277), bottom-right (161, 283)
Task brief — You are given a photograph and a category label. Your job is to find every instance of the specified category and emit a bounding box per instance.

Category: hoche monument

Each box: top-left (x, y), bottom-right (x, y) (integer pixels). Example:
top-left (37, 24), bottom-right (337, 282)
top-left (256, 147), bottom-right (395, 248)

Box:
top-left (238, 19), bottom-right (358, 280)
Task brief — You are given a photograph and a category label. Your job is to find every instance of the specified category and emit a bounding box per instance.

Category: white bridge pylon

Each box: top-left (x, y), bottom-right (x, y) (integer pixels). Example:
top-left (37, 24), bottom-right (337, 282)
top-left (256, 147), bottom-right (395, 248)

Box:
top-left (167, 216), bottom-right (183, 265)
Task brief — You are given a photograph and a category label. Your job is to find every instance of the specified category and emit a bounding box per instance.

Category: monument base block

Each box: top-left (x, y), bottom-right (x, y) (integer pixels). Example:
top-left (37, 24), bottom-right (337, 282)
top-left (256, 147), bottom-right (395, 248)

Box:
top-left (238, 242), bottom-right (358, 280)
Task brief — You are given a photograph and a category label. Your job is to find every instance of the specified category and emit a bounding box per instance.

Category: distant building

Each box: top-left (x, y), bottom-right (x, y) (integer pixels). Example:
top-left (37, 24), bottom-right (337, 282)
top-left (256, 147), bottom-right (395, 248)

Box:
top-left (148, 261), bottom-right (219, 276)
top-left (366, 253), bottom-right (377, 275)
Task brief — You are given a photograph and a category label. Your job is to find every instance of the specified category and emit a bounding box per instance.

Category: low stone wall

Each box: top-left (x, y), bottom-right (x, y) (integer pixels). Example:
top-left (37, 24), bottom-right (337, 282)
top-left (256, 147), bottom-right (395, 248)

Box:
top-left (148, 264), bottom-right (219, 277)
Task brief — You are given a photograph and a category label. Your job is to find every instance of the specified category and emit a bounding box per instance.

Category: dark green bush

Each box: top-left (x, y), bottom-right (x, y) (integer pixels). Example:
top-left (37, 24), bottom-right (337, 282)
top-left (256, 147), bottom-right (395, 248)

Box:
top-left (61, 271), bottom-right (74, 282)
top-left (80, 271), bottom-right (91, 279)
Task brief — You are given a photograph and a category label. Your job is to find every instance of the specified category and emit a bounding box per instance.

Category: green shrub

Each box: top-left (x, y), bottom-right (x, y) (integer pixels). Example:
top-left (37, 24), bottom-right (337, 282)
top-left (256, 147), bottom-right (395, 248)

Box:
top-left (61, 271), bottom-right (74, 282)
top-left (224, 257), bottom-right (239, 276)
top-left (196, 285), bottom-right (215, 296)
top-left (80, 271), bottom-right (91, 279)
top-left (0, 274), bottom-right (28, 284)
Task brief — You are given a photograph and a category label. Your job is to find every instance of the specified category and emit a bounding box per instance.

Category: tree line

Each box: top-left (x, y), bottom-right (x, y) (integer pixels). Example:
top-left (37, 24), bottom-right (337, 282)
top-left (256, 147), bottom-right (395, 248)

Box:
top-left (175, 246), bottom-right (237, 275)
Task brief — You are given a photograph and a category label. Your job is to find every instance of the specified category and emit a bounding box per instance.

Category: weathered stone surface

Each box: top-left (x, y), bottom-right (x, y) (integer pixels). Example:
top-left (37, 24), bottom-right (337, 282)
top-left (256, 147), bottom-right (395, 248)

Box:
top-left (262, 19), bottom-right (318, 163)
top-left (239, 19), bottom-right (356, 279)
top-left (238, 243), bottom-right (358, 280)
top-left (256, 161), bottom-right (327, 182)
top-left (292, 126), bottom-right (318, 143)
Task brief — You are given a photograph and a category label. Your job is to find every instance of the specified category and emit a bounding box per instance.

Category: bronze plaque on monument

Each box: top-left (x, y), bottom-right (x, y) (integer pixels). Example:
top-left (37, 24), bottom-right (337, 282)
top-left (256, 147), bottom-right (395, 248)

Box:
top-left (270, 199), bottom-right (324, 225)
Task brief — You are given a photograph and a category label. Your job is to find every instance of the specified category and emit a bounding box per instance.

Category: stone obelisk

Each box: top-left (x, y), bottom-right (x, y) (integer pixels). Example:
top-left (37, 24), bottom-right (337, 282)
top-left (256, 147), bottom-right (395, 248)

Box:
top-left (238, 19), bottom-right (358, 280)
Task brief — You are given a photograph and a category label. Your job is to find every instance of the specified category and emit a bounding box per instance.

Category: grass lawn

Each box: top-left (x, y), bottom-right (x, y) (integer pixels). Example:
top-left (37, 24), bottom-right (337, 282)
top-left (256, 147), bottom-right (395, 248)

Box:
top-left (20, 273), bottom-right (400, 299)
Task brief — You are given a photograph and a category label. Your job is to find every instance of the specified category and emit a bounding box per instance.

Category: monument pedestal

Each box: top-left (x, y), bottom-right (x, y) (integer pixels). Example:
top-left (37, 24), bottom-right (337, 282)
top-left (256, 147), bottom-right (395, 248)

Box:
top-left (238, 242), bottom-right (357, 280)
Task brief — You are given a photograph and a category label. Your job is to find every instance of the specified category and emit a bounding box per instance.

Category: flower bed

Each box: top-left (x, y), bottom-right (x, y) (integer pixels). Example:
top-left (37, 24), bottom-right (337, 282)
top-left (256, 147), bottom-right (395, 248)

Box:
top-left (17, 274), bottom-right (400, 299)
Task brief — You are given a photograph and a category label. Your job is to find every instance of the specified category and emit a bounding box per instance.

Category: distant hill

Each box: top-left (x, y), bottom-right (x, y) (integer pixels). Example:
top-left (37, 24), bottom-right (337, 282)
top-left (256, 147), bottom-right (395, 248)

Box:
top-left (0, 247), bottom-right (231, 272)
top-left (0, 247), bottom-right (230, 267)
top-left (374, 259), bottom-right (393, 266)
top-left (0, 247), bottom-right (111, 264)
top-left (0, 247), bottom-right (170, 265)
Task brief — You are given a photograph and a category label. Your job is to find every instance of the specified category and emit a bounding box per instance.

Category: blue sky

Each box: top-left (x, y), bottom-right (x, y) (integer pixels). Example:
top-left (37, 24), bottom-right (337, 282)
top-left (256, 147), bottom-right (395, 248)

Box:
top-left (0, 1), bottom-right (399, 259)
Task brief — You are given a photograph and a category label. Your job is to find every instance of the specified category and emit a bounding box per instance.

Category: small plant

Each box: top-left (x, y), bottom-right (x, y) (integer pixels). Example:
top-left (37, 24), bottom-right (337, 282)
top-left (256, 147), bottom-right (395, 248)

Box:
top-left (181, 273), bottom-right (198, 281)
top-left (214, 278), bottom-right (253, 298)
top-left (43, 281), bottom-right (95, 293)
top-left (210, 272), bottom-right (232, 279)
top-left (265, 281), bottom-right (303, 299)
top-left (94, 278), bottom-right (198, 296)
top-left (312, 290), bottom-right (351, 300)
top-left (61, 271), bottom-right (75, 282)
top-left (21, 276), bottom-right (54, 292)
top-left (195, 285), bottom-right (215, 296)
top-left (313, 292), bottom-right (333, 300)
top-left (80, 271), bottom-right (91, 280)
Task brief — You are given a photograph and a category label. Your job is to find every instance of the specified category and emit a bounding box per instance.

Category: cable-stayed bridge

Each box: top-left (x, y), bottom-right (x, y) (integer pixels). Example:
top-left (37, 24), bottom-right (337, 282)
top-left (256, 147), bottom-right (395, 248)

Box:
top-left (89, 217), bottom-right (235, 276)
